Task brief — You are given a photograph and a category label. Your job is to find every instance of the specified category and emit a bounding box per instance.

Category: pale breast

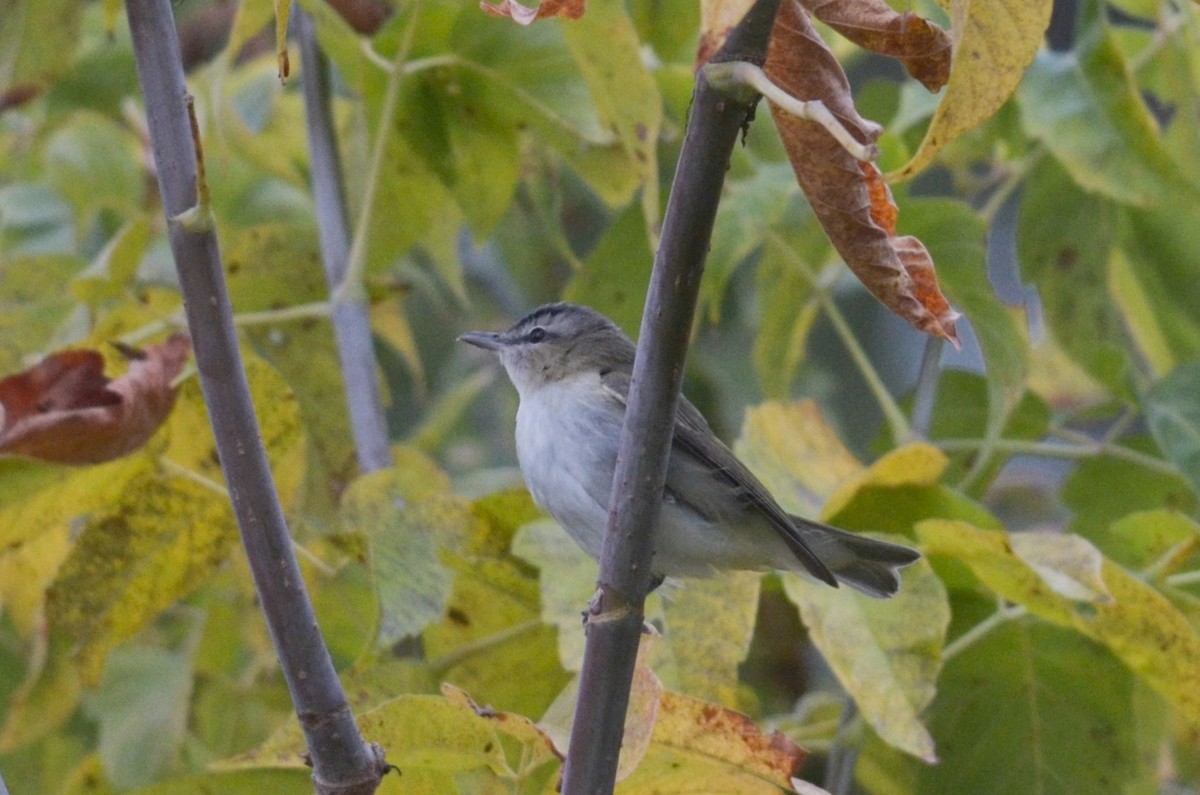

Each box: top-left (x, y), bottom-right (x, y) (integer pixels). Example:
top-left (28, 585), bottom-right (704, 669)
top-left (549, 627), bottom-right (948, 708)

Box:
top-left (514, 374), bottom-right (621, 558)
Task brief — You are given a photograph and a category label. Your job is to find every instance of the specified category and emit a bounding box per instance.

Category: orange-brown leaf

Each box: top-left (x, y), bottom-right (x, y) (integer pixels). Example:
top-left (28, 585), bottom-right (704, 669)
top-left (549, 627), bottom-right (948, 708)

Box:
top-left (480, 0), bottom-right (584, 25)
top-left (800, 0), bottom-right (952, 91)
top-left (0, 335), bottom-right (191, 465)
top-left (765, 1), bottom-right (959, 344)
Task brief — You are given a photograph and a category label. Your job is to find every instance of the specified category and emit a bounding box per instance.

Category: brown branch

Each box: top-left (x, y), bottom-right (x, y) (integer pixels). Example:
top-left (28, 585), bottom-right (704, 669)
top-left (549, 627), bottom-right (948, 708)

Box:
top-left (123, 0), bottom-right (387, 791)
top-left (559, 1), bottom-right (783, 792)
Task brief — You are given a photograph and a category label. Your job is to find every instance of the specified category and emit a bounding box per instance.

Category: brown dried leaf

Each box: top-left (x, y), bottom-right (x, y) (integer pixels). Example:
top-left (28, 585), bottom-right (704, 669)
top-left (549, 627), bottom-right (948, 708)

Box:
top-left (480, 0), bottom-right (585, 25)
top-left (697, 0), bottom-right (757, 67)
top-left (800, 0), bottom-right (951, 91)
top-left (765, 1), bottom-right (959, 343)
top-left (0, 335), bottom-right (191, 465)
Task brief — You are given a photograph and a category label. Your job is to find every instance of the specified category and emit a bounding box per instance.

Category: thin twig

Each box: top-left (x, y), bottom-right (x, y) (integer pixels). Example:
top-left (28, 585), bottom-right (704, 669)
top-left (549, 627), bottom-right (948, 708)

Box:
top-left (910, 337), bottom-right (945, 439)
top-left (336, 9), bottom-right (422, 306)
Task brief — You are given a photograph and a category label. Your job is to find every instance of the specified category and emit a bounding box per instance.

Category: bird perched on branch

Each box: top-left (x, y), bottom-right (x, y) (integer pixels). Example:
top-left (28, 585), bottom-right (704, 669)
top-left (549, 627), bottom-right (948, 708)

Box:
top-left (460, 302), bottom-right (919, 598)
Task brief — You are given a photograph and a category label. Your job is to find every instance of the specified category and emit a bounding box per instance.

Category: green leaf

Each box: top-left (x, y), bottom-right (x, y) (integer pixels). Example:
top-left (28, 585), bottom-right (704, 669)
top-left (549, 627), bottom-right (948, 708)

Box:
top-left (653, 572), bottom-right (761, 708)
top-left (858, 621), bottom-right (1159, 795)
top-left (563, 201), bottom-right (652, 337)
top-left (224, 224), bottom-right (355, 520)
top-left (340, 467), bottom-right (477, 647)
top-left (1119, 196), bottom-right (1200, 367)
top-left (71, 219), bottom-right (151, 305)
top-left (783, 554), bottom-right (948, 762)
top-left (901, 198), bottom-right (1027, 444)
top-left (752, 244), bottom-right (819, 400)
top-left (1017, 157), bottom-right (1131, 398)
top-left (0, 0), bottom-right (83, 88)
top-left (1105, 509), bottom-right (1200, 574)
top-left (1016, 0), bottom-right (1182, 206)
top-left (398, 67), bottom-right (520, 239)
top-left (0, 254), bottom-right (86, 372)
top-left (1144, 359), bottom-right (1200, 498)
top-left (702, 163), bottom-right (800, 321)
top-left (1062, 439), bottom-right (1197, 547)
top-left (511, 518), bottom-right (596, 671)
top-left (83, 646), bottom-right (193, 789)
top-left (560, 1), bottom-right (663, 237)
top-left (908, 371), bottom-right (1050, 492)
top-left (0, 183), bottom-right (75, 255)
top-left (42, 110), bottom-right (142, 230)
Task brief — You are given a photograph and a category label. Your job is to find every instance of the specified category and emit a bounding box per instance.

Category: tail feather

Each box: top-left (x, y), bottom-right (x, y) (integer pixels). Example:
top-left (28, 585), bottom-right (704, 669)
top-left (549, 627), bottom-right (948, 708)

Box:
top-left (790, 516), bottom-right (921, 599)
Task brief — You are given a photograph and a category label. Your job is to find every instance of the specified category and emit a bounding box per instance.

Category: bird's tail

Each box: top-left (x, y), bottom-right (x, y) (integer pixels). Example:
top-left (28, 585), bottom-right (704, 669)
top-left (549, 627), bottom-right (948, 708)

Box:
top-left (790, 516), bottom-right (921, 599)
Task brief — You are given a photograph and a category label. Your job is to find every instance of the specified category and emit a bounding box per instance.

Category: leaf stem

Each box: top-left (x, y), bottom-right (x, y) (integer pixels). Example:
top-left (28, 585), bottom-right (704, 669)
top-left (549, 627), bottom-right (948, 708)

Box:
top-left (232, 301), bottom-right (331, 327)
top-left (703, 61), bottom-right (879, 162)
top-left (427, 619), bottom-right (544, 675)
top-left (335, 8), bottom-right (421, 306)
top-left (942, 604), bottom-right (1025, 660)
top-left (1167, 569), bottom-right (1200, 587)
top-left (773, 233), bottom-right (914, 444)
top-left (158, 457), bottom-right (338, 576)
top-left (935, 437), bottom-right (1178, 477)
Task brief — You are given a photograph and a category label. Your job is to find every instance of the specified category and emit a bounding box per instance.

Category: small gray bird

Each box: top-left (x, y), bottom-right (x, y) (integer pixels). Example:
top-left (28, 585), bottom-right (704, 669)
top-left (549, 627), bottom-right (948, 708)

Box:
top-left (460, 302), bottom-right (919, 598)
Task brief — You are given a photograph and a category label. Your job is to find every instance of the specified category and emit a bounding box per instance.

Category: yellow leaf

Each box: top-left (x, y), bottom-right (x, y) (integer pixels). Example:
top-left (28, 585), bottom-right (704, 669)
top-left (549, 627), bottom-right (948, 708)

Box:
top-left (654, 572), bottom-right (761, 708)
top-left (889, 0), bottom-right (1054, 181)
top-left (561, 1), bottom-right (663, 243)
top-left (918, 519), bottom-right (1200, 730)
top-left (0, 523), bottom-right (70, 638)
top-left (735, 400), bottom-right (864, 517)
top-left (917, 520), bottom-right (1077, 624)
top-left (0, 636), bottom-right (82, 751)
top-left (784, 552), bottom-right (948, 763)
top-left (1009, 532), bottom-right (1112, 603)
top-left (623, 691), bottom-right (806, 793)
top-left (44, 356), bottom-right (305, 684)
top-left (822, 443), bottom-right (948, 519)
top-left (512, 517), bottom-right (598, 671)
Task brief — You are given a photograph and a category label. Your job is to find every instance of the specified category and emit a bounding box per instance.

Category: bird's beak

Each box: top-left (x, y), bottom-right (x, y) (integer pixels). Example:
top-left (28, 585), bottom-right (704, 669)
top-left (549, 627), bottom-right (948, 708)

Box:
top-left (458, 331), bottom-right (505, 352)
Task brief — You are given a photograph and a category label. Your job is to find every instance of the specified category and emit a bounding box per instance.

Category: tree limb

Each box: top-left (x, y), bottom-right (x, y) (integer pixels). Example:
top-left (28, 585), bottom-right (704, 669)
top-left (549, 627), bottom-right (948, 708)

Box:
top-left (559, 1), bottom-right (782, 792)
top-left (124, 0), bottom-right (386, 791)
top-left (295, 6), bottom-right (394, 474)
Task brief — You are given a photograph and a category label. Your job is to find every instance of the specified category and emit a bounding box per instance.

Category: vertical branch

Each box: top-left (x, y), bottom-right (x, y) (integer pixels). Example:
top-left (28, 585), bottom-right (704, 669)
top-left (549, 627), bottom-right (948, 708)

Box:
top-left (910, 336), bottom-right (945, 438)
top-left (295, 6), bottom-right (393, 473)
top-left (124, 1), bottom-right (385, 792)
top-left (559, 1), bottom-right (782, 792)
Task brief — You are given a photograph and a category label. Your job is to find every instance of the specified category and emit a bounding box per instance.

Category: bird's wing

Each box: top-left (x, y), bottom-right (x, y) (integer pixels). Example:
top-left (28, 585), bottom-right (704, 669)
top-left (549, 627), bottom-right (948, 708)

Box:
top-left (600, 370), bottom-right (837, 586)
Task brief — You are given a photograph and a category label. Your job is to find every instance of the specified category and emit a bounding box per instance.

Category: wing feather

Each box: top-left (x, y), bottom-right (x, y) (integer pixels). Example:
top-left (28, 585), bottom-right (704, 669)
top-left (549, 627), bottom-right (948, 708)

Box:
top-left (600, 371), bottom-right (837, 586)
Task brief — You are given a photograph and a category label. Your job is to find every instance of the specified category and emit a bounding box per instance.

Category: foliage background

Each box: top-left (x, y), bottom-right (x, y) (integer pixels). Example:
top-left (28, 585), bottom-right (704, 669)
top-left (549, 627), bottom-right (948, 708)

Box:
top-left (1, 0), bottom-right (1199, 792)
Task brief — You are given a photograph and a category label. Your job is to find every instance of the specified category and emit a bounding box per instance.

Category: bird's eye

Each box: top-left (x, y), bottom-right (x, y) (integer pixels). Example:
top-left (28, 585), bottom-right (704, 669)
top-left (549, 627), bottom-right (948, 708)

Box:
top-left (528, 327), bottom-right (546, 343)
